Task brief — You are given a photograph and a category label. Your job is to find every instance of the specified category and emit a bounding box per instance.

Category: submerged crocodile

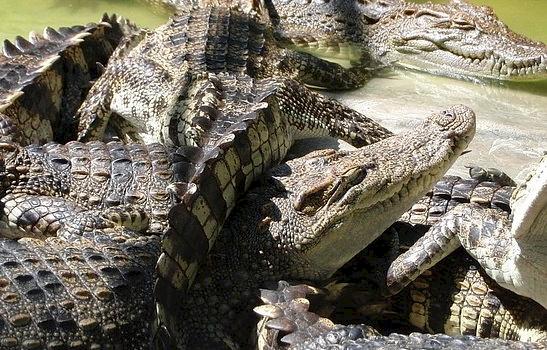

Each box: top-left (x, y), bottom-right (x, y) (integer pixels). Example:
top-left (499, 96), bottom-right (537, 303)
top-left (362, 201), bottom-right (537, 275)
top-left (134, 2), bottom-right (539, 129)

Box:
top-left (0, 14), bottom-right (132, 145)
top-left (152, 0), bottom-right (547, 82)
top-left (155, 105), bottom-right (475, 348)
top-left (387, 155), bottom-right (547, 309)
top-left (254, 281), bottom-right (545, 349)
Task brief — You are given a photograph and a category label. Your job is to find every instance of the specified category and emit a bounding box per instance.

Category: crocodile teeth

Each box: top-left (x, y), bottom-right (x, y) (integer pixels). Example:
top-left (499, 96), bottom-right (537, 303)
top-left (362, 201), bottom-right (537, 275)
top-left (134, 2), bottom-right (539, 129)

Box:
top-left (500, 65), bottom-right (508, 75)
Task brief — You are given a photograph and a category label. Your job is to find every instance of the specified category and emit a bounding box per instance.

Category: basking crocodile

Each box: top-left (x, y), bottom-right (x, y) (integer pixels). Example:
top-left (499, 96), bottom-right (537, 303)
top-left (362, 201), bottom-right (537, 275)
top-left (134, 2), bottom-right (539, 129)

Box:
top-left (319, 225), bottom-right (546, 342)
top-left (76, 4), bottom-right (377, 143)
top-left (156, 105), bottom-right (475, 348)
top-left (0, 70), bottom-right (391, 348)
top-left (263, 171), bottom-right (545, 343)
top-left (0, 14), bottom-right (133, 145)
top-left (387, 155), bottom-right (547, 309)
top-left (254, 281), bottom-right (545, 349)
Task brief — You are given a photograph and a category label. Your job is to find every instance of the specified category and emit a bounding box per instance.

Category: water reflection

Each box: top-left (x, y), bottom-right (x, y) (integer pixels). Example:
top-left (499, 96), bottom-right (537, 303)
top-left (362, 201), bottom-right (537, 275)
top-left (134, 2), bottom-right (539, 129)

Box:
top-left (326, 69), bottom-right (546, 181)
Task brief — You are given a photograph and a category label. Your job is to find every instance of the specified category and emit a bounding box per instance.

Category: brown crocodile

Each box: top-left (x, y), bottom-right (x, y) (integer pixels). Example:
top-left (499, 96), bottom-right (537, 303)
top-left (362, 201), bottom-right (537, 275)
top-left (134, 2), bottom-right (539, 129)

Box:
top-left (0, 14), bottom-right (134, 145)
top-left (387, 155), bottom-right (547, 309)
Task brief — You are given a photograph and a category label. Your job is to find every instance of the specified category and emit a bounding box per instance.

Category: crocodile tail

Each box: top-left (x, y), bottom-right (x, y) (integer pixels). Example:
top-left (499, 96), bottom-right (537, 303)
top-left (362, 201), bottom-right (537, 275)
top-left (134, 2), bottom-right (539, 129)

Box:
top-left (155, 73), bottom-right (291, 346)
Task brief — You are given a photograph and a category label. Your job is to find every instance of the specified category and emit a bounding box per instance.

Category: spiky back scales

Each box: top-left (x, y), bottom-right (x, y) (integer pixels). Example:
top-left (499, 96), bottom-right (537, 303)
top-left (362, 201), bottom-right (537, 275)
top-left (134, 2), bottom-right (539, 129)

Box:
top-left (0, 14), bottom-right (130, 145)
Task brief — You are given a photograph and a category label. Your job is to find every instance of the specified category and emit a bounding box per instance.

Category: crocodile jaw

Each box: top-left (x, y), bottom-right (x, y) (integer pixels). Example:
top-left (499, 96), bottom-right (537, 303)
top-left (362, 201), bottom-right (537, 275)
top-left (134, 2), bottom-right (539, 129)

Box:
top-left (368, 3), bottom-right (547, 81)
top-left (304, 105), bottom-right (475, 276)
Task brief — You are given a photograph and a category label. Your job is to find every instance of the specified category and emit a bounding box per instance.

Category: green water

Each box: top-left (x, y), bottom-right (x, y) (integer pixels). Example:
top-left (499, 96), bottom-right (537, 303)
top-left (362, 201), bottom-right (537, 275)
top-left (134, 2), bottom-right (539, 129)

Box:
top-left (0, 0), bottom-right (545, 43)
top-left (0, 0), bottom-right (168, 40)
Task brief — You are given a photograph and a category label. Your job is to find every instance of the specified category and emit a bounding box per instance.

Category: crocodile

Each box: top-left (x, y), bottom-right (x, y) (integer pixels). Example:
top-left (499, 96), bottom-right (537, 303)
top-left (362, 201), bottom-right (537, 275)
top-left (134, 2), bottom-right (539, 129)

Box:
top-left (317, 229), bottom-right (546, 342)
top-left (156, 105), bottom-right (475, 348)
top-left (0, 69), bottom-right (391, 348)
top-left (264, 171), bottom-right (545, 343)
top-left (254, 281), bottom-right (546, 349)
top-left (261, 0), bottom-right (547, 82)
top-left (75, 4), bottom-right (378, 143)
top-left (0, 14), bottom-right (133, 145)
top-left (144, 0), bottom-right (547, 82)
top-left (387, 154), bottom-right (547, 309)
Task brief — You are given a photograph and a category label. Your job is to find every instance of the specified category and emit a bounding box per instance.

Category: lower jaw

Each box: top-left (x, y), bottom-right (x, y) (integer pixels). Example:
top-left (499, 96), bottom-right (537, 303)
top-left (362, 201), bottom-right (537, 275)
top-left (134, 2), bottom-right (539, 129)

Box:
top-left (392, 55), bottom-right (546, 81)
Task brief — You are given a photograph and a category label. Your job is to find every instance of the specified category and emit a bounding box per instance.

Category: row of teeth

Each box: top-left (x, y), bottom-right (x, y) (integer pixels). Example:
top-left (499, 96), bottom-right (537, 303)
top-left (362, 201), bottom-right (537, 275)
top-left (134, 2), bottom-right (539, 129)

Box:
top-left (453, 51), bottom-right (545, 76)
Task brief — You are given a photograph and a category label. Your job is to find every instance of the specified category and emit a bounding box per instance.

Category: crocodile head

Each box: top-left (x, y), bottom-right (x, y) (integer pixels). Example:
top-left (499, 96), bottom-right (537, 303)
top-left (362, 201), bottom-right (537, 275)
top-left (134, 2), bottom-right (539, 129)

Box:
top-left (367, 0), bottom-right (547, 81)
top-left (510, 154), bottom-right (547, 242)
top-left (267, 104), bottom-right (475, 277)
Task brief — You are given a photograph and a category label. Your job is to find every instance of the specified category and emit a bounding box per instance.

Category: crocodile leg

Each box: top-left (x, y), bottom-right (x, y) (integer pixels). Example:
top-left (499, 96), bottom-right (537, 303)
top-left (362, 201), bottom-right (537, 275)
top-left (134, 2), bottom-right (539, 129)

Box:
top-left (276, 50), bottom-right (374, 90)
top-left (387, 203), bottom-right (504, 295)
top-left (387, 156), bottom-right (547, 308)
top-left (0, 193), bottom-right (151, 240)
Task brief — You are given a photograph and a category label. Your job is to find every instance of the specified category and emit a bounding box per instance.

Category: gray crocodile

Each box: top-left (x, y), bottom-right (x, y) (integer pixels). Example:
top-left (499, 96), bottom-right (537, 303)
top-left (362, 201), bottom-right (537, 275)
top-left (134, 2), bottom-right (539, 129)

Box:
top-left (0, 14), bottom-right (133, 145)
top-left (156, 105), bottom-right (475, 348)
top-left (274, 172), bottom-right (545, 343)
top-left (144, 0), bottom-right (547, 82)
top-left (254, 281), bottom-right (546, 349)
top-left (0, 104), bottom-right (473, 348)
top-left (261, 0), bottom-right (547, 82)
top-left (387, 155), bottom-right (547, 309)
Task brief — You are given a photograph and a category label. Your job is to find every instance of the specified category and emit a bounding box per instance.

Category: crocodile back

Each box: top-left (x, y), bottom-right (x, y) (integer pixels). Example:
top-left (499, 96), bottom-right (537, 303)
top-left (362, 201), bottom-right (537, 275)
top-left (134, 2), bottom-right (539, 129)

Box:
top-left (0, 234), bottom-right (160, 349)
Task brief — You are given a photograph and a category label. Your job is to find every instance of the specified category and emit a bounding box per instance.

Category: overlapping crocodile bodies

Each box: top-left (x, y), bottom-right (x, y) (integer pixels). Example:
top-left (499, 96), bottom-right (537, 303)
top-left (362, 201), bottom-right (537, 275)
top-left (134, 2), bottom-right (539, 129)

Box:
top-left (159, 105), bottom-right (474, 348)
top-left (387, 156), bottom-right (547, 309)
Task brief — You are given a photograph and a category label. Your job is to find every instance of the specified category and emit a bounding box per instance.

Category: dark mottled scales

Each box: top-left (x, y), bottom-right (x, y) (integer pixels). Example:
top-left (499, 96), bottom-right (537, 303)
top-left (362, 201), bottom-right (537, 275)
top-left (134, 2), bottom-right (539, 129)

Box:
top-left (0, 235), bottom-right (159, 349)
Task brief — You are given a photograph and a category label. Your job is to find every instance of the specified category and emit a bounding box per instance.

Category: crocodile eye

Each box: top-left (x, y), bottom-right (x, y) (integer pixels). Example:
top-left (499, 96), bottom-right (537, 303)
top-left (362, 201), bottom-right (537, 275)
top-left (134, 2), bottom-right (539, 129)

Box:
top-left (433, 20), bottom-right (452, 29)
top-left (293, 178), bottom-right (335, 215)
top-left (452, 18), bottom-right (475, 30)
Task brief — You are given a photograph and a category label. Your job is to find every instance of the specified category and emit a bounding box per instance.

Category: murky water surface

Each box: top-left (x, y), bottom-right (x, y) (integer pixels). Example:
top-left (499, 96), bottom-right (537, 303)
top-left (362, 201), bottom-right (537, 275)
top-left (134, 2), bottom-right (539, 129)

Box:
top-left (0, 0), bottom-right (545, 181)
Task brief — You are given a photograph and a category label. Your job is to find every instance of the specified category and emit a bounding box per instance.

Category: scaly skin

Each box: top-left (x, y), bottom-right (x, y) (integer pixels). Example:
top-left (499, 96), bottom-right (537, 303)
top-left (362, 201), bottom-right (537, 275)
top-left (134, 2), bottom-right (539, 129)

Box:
top-left (400, 173), bottom-right (514, 227)
top-left (263, 0), bottom-right (547, 82)
top-left (387, 155), bottom-right (547, 309)
top-left (366, 0), bottom-right (547, 81)
top-left (154, 72), bottom-right (393, 347)
top-left (321, 231), bottom-right (546, 342)
top-left (0, 14), bottom-right (132, 145)
top-left (0, 231), bottom-right (160, 350)
top-left (0, 140), bottom-right (177, 240)
top-left (76, 5), bottom-right (375, 143)
top-left (159, 105), bottom-right (475, 348)
top-left (254, 281), bottom-right (545, 350)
